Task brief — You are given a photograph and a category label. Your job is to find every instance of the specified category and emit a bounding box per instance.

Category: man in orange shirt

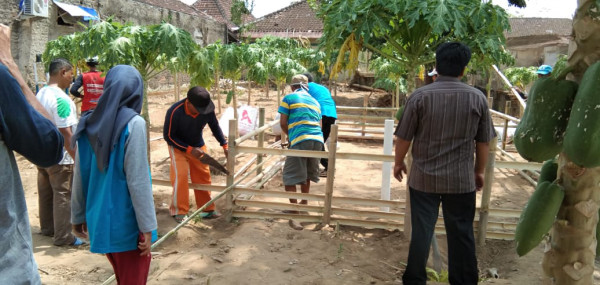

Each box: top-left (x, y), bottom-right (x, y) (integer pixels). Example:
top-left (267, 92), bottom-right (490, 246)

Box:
top-left (70, 57), bottom-right (105, 113)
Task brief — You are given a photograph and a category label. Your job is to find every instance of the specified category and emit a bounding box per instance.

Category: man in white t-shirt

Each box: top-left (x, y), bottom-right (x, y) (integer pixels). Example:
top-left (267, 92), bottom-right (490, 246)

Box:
top-left (36, 58), bottom-right (84, 246)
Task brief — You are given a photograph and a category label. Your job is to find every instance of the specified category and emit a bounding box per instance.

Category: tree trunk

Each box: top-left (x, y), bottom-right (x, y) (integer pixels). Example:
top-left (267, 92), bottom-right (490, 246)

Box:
top-left (232, 78), bottom-right (238, 119)
top-left (542, 1), bottom-right (600, 284)
top-left (265, 81), bottom-right (269, 98)
top-left (248, 80), bottom-right (252, 105)
top-left (215, 71), bottom-right (221, 114)
top-left (542, 157), bottom-right (600, 284)
top-left (142, 82), bottom-right (152, 168)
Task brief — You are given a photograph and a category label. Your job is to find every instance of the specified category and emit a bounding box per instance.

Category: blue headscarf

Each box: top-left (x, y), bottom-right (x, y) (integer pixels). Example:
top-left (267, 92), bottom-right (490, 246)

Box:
top-left (73, 65), bottom-right (144, 171)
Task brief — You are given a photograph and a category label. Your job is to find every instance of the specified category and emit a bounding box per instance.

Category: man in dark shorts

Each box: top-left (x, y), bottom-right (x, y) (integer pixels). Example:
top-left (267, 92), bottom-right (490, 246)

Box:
top-left (278, 75), bottom-right (324, 229)
top-left (394, 42), bottom-right (495, 285)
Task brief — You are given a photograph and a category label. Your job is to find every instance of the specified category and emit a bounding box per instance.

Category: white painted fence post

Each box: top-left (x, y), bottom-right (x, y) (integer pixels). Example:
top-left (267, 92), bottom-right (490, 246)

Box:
top-left (381, 119), bottom-right (394, 212)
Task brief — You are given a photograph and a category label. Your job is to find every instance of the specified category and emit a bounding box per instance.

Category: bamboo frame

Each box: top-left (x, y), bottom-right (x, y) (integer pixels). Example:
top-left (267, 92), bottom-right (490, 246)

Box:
top-left (492, 64), bottom-right (527, 110)
top-left (257, 108), bottom-right (265, 175)
top-left (225, 120), bottom-right (237, 222)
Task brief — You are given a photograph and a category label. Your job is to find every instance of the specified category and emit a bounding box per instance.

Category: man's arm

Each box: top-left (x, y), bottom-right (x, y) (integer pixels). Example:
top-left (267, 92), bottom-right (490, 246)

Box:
top-left (163, 107), bottom-right (192, 153)
top-left (0, 64), bottom-right (63, 167)
top-left (280, 114), bottom-right (289, 135)
top-left (58, 126), bottom-right (76, 159)
top-left (474, 141), bottom-right (489, 190)
top-left (393, 138), bottom-right (411, 182)
top-left (70, 74), bottom-right (84, 98)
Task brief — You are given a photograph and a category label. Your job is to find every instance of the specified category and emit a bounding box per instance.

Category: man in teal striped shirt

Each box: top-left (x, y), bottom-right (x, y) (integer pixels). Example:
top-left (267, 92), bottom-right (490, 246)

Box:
top-left (278, 75), bottom-right (324, 220)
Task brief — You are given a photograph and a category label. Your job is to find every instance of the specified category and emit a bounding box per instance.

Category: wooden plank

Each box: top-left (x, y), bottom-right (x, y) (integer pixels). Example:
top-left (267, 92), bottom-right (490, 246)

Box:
top-left (337, 114), bottom-right (394, 121)
top-left (235, 200), bottom-right (323, 213)
top-left (233, 211), bottom-right (322, 223)
top-left (494, 160), bottom-right (542, 171)
top-left (233, 188), bottom-right (325, 202)
top-left (490, 109), bottom-right (521, 123)
top-left (337, 105), bottom-right (397, 112)
top-left (234, 119), bottom-right (278, 144)
top-left (257, 108), bottom-right (265, 175)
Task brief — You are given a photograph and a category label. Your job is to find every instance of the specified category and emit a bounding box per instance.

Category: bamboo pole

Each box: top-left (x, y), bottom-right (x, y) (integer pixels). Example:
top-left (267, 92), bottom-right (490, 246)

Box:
top-left (491, 64), bottom-right (526, 110)
top-left (478, 136), bottom-right (497, 246)
top-left (502, 101), bottom-right (511, 150)
top-left (235, 119), bottom-right (277, 144)
top-left (257, 108), bottom-right (265, 175)
top-left (489, 109), bottom-right (520, 123)
top-left (361, 95), bottom-right (368, 137)
top-left (225, 120), bottom-right (237, 222)
top-left (336, 106), bottom-right (397, 112)
top-left (322, 125), bottom-right (339, 224)
top-left (337, 114), bottom-right (394, 121)
top-left (381, 120), bottom-right (394, 212)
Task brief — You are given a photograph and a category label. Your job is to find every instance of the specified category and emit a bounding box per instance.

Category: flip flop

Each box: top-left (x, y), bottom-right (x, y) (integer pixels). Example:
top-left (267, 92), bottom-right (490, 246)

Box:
top-left (200, 211), bottom-right (221, 219)
top-left (173, 214), bottom-right (188, 223)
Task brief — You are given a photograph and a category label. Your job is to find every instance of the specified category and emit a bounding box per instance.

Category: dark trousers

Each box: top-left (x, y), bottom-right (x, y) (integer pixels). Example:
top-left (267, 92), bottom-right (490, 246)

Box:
top-left (402, 187), bottom-right (478, 285)
top-left (320, 115), bottom-right (336, 170)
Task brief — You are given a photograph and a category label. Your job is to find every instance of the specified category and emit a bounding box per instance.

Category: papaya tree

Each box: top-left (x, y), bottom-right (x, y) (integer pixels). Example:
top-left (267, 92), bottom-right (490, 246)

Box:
top-left (219, 44), bottom-right (242, 118)
top-left (239, 43), bottom-right (267, 105)
top-left (316, 0), bottom-right (513, 94)
top-left (533, 0), bottom-right (600, 283)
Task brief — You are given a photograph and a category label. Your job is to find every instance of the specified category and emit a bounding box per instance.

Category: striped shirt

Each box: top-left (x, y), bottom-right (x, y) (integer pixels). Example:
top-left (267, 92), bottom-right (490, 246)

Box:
top-left (395, 76), bottom-right (495, 194)
top-left (278, 89), bottom-right (324, 147)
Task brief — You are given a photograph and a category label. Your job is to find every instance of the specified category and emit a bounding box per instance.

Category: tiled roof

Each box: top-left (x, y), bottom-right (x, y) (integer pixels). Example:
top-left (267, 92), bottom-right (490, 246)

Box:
top-left (245, 0), bottom-right (322, 40)
top-left (134, 0), bottom-right (203, 16)
top-left (506, 18), bottom-right (572, 38)
top-left (192, 0), bottom-right (255, 29)
top-left (133, 0), bottom-right (255, 30)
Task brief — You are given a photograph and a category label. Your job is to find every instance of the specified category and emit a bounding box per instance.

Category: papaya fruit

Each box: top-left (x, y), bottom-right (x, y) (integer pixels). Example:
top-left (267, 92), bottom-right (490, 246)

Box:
top-left (514, 78), bottom-right (578, 162)
top-left (515, 181), bottom-right (564, 256)
top-left (563, 62), bottom-right (600, 167)
top-left (538, 158), bottom-right (558, 183)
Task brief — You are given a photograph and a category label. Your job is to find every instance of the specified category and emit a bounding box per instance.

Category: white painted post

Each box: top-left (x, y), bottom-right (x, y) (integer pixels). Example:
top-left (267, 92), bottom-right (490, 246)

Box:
top-left (381, 119), bottom-right (394, 212)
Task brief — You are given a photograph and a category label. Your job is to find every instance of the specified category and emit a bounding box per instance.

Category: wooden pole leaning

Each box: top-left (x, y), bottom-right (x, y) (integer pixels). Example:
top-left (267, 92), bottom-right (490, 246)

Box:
top-left (478, 136), bottom-right (498, 246)
top-left (502, 101), bottom-right (511, 150)
top-left (257, 108), bottom-right (265, 175)
top-left (225, 119), bottom-right (238, 222)
top-left (361, 95), bottom-right (368, 137)
top-left (322, 124), bottom-right (339, 224)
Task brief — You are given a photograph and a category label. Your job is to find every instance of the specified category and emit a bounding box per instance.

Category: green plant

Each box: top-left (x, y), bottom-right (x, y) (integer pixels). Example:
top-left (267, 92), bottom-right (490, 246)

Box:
top-left (504, 66), bottom-right (538, 90)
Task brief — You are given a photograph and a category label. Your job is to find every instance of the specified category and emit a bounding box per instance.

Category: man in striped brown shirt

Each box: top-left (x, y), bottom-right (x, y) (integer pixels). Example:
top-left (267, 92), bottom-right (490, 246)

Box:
top-left (394, 42), bottom-right (495, 285)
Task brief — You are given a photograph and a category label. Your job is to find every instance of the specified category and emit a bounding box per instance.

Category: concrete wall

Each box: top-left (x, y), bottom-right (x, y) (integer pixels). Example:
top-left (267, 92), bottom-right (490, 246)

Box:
top-left (1, 0), bottom-right (226, 89)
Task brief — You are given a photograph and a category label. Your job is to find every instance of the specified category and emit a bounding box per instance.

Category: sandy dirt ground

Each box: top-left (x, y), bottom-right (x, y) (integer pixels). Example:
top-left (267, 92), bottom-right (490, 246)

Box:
top-left (15, 86), bottom-right (599, 284)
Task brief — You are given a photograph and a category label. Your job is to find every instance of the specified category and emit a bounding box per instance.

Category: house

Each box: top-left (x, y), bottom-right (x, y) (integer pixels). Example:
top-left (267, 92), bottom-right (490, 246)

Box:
top-left (244, 0), bottom-right (322, 44)
top-left (506, 17), bottom-right (572, 67)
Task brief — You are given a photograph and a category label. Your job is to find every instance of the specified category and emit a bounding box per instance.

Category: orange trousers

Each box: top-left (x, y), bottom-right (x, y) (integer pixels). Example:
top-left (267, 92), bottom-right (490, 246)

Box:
top-left (169, 145), bottom-right (215, 216)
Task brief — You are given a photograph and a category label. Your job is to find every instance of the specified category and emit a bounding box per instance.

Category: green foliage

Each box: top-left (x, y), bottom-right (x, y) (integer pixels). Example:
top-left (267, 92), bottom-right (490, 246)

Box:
top-left (551, 54), bottom-right (569, 80)
top-left (427, 268), bottom-right (449, 282)
top-left (230, 0), bottom-right (254, 26)
top-left (317, 0), bottom-right (513, 92)
top-left (370, 57), bottom-right (407, 94)
top-left (189, 47), bottom-right (213, 87)
top-left (504, 66), bottom-right (538, 90)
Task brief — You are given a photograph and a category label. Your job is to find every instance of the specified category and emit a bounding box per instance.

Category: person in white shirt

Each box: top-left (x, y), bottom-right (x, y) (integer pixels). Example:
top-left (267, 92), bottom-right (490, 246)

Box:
top-left (35, 58), bottom-right (84, 246)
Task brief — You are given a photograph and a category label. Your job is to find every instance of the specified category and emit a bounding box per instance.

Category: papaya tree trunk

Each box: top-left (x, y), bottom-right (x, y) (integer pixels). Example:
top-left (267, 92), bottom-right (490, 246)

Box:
top-left (142, 81), bottom-right (152, 168)
top-left (276, 80), bottom-right (281, 108)
top-left (248, 80), bottom-right (252, 105)
top-left (542, 157), bottom-right (600, 284)
top-left (215, 71), bottom-right (221, 114)
top-left (232, 78), bottom-right (238, 119)
top-left (543, 1), bottom-right (600, 284)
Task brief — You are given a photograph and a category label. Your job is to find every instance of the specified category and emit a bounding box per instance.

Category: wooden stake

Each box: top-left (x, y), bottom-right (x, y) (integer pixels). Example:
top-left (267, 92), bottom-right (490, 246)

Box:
top-left (361, 95), bottom-right (368, 137)
top-left (478, 136), bottom-right (497, 246)
top-left (322, 125), bottom-right (338, 224)
top-left (502, 101), bottom-right (511, 150)
top-left (225, 119), bottom-right (237, 222)
top-left (257, 108), bottom-right (265, 175)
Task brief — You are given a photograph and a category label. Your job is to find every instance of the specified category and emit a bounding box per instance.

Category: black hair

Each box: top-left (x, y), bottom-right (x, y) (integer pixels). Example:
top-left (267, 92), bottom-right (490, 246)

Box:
top-left (303, 72), bottom-right (314, 83)
top-left (48, 58), bottom-right (72, 76)
top-left (435, 42), bottom-right (471, 77)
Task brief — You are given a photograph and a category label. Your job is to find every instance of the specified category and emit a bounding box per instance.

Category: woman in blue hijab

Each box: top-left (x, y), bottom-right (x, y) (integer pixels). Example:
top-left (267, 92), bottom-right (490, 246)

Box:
top-left (71, 65), bottom-right (157, 284)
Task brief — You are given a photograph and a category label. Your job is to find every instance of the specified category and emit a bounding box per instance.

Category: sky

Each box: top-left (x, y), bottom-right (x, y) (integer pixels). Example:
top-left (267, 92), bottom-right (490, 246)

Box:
top-left (250, 0), bottom-right (577, 19)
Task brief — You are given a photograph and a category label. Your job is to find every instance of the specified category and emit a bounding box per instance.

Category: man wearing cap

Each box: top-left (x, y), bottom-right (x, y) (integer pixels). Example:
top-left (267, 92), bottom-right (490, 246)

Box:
top-left (303, 73), bottom-right (337, 177)
top-left (70, 57), bottom-right (105, 113)
top-left (163, 86), bottom-right (228, 223)
top-left (536, 64), bottom-right (553, 78)
top-left (278, 75), bottom-right (324, 223)
top-left (428, 68), bottom-right (438, 81)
